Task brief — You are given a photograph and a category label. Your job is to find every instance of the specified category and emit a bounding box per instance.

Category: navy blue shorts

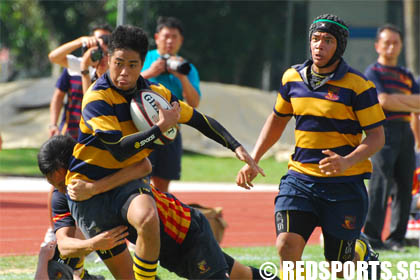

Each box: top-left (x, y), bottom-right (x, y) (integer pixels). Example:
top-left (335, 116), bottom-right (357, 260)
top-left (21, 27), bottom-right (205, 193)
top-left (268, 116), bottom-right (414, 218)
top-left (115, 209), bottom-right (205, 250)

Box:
top-left (274, 174), bottom-right (368, 240)
top-left (159, 207), bottom-right (228, 279)
top-left (148, 132), bottom-right (182, 180)
top-left (67, 179), bottom-right (152, 239)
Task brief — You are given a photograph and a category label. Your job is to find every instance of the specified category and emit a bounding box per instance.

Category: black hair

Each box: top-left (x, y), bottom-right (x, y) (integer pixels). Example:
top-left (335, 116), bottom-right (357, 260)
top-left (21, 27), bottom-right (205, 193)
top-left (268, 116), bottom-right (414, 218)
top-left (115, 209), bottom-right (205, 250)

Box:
top-left (376, 23), bottom-right (403, 42)
top-left (309, 14), bottom-right (349, 68)
top-left (108, 25), bottom-right (149, 62)
top-left (99, 34), bottom-right (111, 46)
top-left (156, 16), bottom-right (184, 36)
top-left (90, 22), bottom-right (113, 35)
top-left (37, 135), bottom-right (76, 176)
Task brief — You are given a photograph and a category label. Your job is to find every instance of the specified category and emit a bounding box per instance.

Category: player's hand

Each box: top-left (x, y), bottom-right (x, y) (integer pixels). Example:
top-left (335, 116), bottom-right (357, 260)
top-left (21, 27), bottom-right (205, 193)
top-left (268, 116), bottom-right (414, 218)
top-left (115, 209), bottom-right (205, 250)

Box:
top-left (148, 59), bottom-right (167, 77)
top-left (48, 126), bottom-right (60, 138)
top-left (235, 147), bottom-right (265, 190)
top-left (318, 149), bottom-right (350, 176)
top-left (91, 226), bottom-right (129, 251)
top-left (156, 101), bottom-right (180, 133)
top-left (67, 179), bottom-right (95, 201)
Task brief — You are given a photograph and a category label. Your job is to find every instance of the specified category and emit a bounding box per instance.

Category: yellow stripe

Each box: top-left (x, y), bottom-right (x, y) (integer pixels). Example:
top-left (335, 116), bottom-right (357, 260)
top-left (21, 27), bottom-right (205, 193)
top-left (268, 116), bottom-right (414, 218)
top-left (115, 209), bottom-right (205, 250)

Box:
top-left (274, 94), bottom-right (293, 115)
top-left (133, 257), bottom-right (157, 270)
top-left (288, 158), bottom-right (372, 178)
top-left (178, 101), bottom-right (194, 124)
top-left (133, 267), bottom-right (156, 277)
top-left (355, 105), bottom-right (385, 128)
top-left (282, 68), bottom-right (303, 85)
top-left (201, 112), bottom-right (228, 147)
top-left (75, 259), bottom-right (84, 269)
top-left (292, 97), bottom-right (356, 120)
top-left (286, 210), bottom-right (290, 232)
top-left (337, 240), bottom-right (344, 260)
top-left (295, 130), bottom-right (362, 149)
top-left (328, 73), bottom-right (375, 95)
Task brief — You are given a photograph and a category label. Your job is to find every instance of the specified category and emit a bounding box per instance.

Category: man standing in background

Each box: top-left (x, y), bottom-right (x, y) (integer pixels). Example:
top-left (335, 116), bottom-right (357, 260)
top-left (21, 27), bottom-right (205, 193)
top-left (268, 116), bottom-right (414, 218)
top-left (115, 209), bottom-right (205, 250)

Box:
top-left (363, 24), bottom-right (420, 252)
top-left (141, 16), bottom-right (201, 193)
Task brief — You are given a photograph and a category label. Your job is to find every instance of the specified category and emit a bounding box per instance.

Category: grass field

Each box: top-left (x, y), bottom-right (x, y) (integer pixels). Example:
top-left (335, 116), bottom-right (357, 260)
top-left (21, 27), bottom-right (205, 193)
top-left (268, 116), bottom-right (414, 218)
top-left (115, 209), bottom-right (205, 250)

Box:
top-left (1, 245), bottom-right (419, 279)
top-left (0, 149), bottom-right (287, 184)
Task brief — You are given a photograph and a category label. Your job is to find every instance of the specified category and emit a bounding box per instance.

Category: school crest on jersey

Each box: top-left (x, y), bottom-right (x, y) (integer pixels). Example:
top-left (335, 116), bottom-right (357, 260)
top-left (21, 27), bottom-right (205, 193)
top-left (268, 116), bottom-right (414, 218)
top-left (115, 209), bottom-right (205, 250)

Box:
top-left (342, 216), bottom-right (356, 230)
top-left (197, 260), bottom-right (210, 274)
top-left (325, 86), bottom-right (340, 101)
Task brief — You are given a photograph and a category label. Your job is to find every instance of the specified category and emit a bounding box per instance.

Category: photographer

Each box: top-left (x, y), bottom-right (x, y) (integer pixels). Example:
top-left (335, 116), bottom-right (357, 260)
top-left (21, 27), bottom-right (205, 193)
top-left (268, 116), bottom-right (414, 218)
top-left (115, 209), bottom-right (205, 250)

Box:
top-left (141, 16), bottom-right (201, 193)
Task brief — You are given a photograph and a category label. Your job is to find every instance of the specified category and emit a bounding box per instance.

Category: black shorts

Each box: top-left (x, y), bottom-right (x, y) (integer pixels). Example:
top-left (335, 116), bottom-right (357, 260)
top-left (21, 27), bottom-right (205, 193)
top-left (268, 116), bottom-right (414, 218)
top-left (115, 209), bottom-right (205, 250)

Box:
top-left (148, 132), bottom-right (182, 180)
top-left (159, 208), bottom-right (229, 279)
top-left (275, 210), bottom-right (356, 262)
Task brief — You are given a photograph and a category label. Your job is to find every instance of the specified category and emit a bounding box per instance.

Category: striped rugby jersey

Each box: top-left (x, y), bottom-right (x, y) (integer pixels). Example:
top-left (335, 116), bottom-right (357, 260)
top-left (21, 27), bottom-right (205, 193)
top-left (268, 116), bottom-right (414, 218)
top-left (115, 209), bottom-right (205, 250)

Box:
top-left (151, 186), bottom-right (191, 244)
top-left (56, 69), bottom-right (83, 140)
top-left (364, 62), bottom-right (420, 122)
top-left (65, 73), bottom-right (193, 184)
top-left (274, 59), bottom-right (385, 183)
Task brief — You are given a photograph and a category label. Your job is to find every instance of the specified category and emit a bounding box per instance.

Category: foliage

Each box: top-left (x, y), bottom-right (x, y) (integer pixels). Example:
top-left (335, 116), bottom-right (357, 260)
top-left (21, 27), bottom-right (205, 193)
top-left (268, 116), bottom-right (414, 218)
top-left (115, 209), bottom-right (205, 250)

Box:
top-left (1, 0), bottom-right (309, 90)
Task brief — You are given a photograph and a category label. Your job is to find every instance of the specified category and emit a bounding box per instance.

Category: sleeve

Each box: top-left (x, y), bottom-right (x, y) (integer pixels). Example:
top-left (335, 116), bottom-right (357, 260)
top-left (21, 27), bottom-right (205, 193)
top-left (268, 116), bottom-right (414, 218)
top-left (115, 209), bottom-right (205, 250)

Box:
top-left (410, 73), bottom-right (420, 94)
top-left (273, 72), bottom-right (293, 117)
top-left (184, 109), bottom-right (241, 151)
top-left (187, 64), bottom-right (201, 96)
top-left (56, 69), bottom-right (71, 92)
top-left (82, 90), bottom-right (162, 162)
top-left (353, 81), bottom-right (385, 130)
top-left (66, 54), bottom-right (83, 76)
top-left (51, 190), bottom-right (75, 233)
top-left (364, 65), bottom-right (386, 93)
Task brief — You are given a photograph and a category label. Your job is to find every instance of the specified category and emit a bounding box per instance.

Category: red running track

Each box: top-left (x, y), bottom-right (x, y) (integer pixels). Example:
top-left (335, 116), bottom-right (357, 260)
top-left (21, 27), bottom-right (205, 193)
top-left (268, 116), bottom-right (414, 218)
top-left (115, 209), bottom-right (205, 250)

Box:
top-left (2, 191), bottom-right (392, 256)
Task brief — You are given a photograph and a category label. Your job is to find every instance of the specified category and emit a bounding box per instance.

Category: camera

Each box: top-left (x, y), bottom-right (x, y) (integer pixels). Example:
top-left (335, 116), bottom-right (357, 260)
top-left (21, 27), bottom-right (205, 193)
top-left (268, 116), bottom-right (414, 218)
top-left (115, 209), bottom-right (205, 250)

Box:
top-left (161, 54), bottom-right (191, 75)
top-left (81, 41), bottom-right (103, 62)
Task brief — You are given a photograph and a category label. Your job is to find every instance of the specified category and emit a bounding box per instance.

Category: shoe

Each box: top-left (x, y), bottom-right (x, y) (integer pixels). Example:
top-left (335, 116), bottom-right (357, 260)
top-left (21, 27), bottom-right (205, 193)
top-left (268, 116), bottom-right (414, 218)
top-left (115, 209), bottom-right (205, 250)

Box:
top-left (384, 240), bottom-right (405, 252)
top-left (81, 270), bottom-right (105, 280)
top-left (358, 234), bottom-right (381, 280)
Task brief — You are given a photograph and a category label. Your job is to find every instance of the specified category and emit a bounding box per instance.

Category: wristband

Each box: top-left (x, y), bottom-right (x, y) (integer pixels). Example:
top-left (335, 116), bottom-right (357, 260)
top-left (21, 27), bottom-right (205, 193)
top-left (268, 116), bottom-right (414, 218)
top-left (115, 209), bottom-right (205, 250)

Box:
top-left (81, 69), bottom-right (90, 76)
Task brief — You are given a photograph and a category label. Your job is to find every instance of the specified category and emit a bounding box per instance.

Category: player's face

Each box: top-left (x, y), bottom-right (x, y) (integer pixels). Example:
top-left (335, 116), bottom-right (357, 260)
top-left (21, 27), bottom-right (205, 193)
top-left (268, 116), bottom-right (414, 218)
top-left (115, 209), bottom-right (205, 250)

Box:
top-left (375, 29), bottom-right (402, 61)
top-left (155, 27), bottom-right (184, 55)
top-left (46, 169), bottom-right (67, 193)
top-left (108, 49), bottom-right (143, 91)
top-left (310, 31), bottom-right (337, 68)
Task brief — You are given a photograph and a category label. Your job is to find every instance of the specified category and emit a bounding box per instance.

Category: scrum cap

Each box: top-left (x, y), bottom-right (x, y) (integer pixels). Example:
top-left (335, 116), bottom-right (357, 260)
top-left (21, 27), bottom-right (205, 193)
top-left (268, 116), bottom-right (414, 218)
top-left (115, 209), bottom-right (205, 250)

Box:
top-left (309, 14), bottom-right (349, 67)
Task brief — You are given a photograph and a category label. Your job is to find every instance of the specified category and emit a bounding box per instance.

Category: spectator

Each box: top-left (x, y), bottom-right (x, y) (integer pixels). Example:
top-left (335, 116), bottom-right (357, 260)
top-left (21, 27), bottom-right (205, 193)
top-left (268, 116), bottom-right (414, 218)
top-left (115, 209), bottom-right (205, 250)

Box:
top-left (363, 24), bottom-right (420, 252)
top-left (141, 16), bottom-right (201, 193)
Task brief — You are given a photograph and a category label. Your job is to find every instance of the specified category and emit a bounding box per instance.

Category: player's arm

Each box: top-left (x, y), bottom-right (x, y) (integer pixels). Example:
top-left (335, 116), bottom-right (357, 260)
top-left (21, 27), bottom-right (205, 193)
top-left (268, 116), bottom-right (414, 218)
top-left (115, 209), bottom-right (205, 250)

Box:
top-left (49, 88), bottom-right (65, 137)
top-left (170, 70), bottom-right (200, 108)
top-left (319, 125), bottom-right (385, 176)
top-left (377, 93), bottom-right (420, 112)
top-left (183, 108), bottom-right (265, 179)
top-left (411, 113), bottom-right (420, 150)
top-left (237, 112), bottom-right (291, 189)
top-left (98, 102), bottom-right (180, 162)
top-left (48, 36), bottom-right (98, 68)
top-left (34, 241), bottom-right (57, 280)
top-left (67, 158), bottom-right (152, 201)
top-left (55, 225), bottom-right (128, 258)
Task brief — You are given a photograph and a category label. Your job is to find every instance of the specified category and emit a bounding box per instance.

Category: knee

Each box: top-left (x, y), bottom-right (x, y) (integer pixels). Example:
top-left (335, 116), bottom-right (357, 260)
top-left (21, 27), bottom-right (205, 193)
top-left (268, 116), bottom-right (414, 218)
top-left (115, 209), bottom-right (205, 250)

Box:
top-left (276, 235), bottom-right (293, 256)
top-left (129, 203), bottom-right (160, 236)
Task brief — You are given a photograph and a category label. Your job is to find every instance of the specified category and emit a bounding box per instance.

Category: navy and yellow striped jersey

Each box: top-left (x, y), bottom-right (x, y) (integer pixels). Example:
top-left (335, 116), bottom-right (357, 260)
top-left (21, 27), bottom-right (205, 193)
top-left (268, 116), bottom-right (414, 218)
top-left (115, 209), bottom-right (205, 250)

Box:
top-left (365, 62), bottom-right (420, 122)
top-left (66, 73), bottom-right (193, 185)
top-left (274, 60), bottom-right (385, 183)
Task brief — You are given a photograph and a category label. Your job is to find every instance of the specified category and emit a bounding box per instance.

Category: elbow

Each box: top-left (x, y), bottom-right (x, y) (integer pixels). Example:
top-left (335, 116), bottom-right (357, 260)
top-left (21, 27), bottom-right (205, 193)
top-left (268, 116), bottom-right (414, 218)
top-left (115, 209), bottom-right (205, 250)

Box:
top-left (48, 52), bottom-right (57, 63)
top-left (56, 245), bottom-right (75, 258)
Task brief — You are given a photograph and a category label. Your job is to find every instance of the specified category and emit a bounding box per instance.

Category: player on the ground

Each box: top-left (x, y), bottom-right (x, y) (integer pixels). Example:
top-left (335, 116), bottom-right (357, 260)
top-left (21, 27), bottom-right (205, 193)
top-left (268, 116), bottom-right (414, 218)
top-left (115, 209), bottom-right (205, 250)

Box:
top-left (38, 135), bottom-right (277, 280)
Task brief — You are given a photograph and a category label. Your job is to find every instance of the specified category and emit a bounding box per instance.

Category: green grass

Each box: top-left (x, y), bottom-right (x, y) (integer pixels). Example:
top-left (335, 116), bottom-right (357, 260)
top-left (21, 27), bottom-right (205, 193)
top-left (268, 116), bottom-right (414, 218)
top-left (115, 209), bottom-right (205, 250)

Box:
top-left (0, 149), bottom-right (286, 184)
top-left (1, 245), bottom-right (419, 279)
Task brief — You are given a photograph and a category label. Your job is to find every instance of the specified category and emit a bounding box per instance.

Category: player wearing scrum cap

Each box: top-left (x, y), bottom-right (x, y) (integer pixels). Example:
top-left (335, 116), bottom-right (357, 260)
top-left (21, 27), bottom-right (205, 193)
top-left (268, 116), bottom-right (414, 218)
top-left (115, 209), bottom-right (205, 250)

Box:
top-left (237, 14), bottom-right (385, 279)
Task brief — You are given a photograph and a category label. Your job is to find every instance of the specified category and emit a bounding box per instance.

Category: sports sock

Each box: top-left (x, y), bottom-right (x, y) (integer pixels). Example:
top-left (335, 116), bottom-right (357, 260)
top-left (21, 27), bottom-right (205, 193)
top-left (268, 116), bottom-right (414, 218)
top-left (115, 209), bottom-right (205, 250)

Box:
top-left (133, 253), bottom-right (158, 280)
top-left (355, 239), bottom-right (367, 261)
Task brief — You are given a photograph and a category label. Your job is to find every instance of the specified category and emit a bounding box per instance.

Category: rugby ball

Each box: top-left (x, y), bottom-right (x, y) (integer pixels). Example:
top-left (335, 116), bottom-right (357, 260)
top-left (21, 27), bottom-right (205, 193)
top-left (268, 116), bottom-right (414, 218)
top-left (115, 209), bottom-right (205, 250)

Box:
top-left (130, 89), bottom-right (178, 145)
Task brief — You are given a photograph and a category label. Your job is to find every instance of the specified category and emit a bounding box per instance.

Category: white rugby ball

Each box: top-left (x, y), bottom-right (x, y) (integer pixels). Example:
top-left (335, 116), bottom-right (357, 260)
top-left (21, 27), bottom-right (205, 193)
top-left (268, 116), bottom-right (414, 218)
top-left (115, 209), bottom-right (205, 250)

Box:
top-left (130, 89), bottom-right (178, 145)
